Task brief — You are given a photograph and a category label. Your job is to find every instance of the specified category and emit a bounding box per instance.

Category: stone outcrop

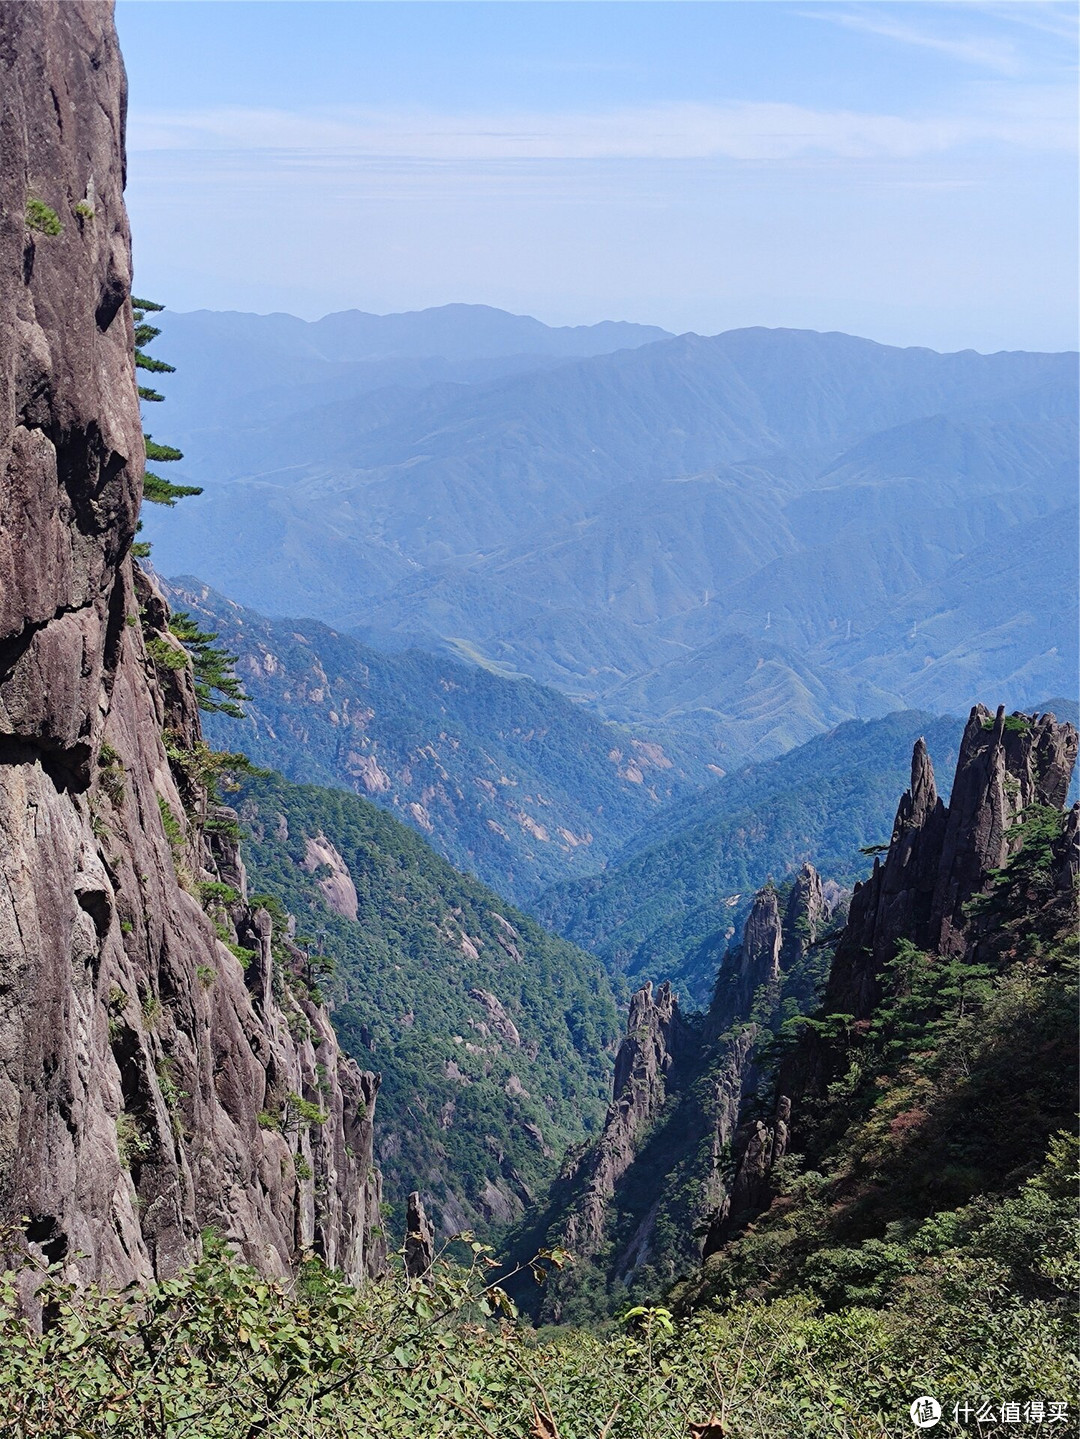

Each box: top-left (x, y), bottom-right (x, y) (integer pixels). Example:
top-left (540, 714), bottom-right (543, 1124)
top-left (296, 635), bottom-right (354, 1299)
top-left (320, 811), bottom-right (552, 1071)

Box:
top-left (559, 980), bottom-right (684, 1258)
top-left (468, 987), bottom-right (521, 1048)
top-left (0, 0), bottom-right (382, 1296)
top-left (715, 706), bottom-right (1079, 1253)
top-left (727, 885), bottom-right (782, 1019)
top-left (781, 862), bottom-right (827, 969)
top-left (526, 872), bottom-right (826, 1312)
top-left (824, 705), bottom-right (1078, 1022)
top-left (403, 1190), bottom-right (435, 1278)
top-left (301, 833), bottom-right (359, 921)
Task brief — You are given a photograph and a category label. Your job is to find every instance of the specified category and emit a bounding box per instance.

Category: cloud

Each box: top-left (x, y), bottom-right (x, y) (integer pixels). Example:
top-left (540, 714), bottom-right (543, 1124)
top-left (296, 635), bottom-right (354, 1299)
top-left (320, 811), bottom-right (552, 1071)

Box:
top-left (128, 93), bottom-right (1077, 165)
top-left (980, 3), bottom-right (1080, 44)
top-left (800, 6), bottom-right (1028, 74)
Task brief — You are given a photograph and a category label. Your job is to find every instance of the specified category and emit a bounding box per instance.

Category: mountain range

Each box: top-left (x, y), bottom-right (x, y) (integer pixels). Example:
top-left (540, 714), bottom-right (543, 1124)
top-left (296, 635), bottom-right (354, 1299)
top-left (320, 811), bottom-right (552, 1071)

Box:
top-left (144, 311), bottom-right (1078, 766)
top-left (166, 579), bottom-right (706, 903)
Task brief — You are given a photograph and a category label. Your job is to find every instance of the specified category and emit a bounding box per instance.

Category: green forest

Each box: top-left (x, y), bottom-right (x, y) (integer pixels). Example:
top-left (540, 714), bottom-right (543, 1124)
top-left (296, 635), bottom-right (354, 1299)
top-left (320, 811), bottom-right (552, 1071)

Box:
top-left (233, 770), bottom-right (620, 1235)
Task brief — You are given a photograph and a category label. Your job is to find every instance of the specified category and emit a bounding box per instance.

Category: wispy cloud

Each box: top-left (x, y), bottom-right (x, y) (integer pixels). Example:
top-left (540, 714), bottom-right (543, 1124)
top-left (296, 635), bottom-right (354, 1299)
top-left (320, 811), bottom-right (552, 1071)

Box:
top-left (801, 6), bottom-right (1028, 74)
top-left (129, 93), bottom-right (1077, 164)
top-left (980, 3), bottom-right (1080, 45)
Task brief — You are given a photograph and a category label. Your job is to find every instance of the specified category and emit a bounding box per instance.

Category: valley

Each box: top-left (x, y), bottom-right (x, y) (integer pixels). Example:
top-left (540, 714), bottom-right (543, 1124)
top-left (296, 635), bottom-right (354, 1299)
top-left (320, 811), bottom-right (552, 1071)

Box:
top-left (0, 4), bottom-right (1077, 1435)
top-left (165, 578), bottom-right (707, 903)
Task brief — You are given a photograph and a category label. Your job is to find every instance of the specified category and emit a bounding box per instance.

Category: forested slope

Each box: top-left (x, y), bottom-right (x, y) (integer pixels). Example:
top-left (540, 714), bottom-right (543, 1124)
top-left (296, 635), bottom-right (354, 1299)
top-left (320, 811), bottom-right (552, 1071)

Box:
top-left (231, 770), bottom-right (620, 1237)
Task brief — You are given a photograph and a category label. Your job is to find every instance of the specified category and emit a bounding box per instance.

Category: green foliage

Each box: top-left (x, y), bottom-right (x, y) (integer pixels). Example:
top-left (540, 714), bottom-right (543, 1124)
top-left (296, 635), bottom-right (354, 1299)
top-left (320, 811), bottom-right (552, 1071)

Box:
top-left (133, 298), bottom-right (175, 377)
top-left (145, 436), bottom-right (184, 463)
top-left (115, 1113), bottom-right (150, 1168)
top-left (234, 769), bottom-right (620, 1234)
top-left (25, 197), bottom-right (61, 235)
top-left (198, 880), bottom-right (241, 909)
top-left (143, 470), bottom-right (204, 507)
top-left (204, 812), bottom-right (243, 840)
top-left (133, 302), bottom-right (194, 516)
top-left (0, 1220), bottom-right (1074, 1438)
top-left (96, 741), bottom-right (126, 805)
top-left (157, 794), bottom-right (184, 849)
top-left (135, 351), bottom-right (176, 375)
top-left (74, 199), bottom-right (95, 221)
top-left (146, 634), bottom-right (187, 671)
top-left (284, 1091), bottom-right (329, 1132)
top-left (156, 1057), bottom-right (186, 1112)
top-left (168, 611), bottom-right (247, 717)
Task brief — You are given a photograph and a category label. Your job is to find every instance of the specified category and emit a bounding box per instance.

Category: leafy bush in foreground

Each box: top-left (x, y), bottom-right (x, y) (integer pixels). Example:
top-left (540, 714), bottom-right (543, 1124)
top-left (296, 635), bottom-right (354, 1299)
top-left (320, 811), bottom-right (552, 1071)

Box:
top-left (2, 1155), bottom-right (1075, 1439)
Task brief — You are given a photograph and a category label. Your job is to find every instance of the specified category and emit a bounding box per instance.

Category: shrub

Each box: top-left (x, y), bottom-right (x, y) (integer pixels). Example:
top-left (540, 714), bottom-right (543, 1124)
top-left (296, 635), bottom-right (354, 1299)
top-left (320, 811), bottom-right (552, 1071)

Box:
top-left (25, 198), bottom-right (61, 235)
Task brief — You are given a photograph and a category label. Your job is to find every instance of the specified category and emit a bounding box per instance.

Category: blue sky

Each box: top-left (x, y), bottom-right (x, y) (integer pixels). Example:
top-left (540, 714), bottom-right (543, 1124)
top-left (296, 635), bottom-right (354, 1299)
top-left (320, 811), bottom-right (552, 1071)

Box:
top-left (116, 1), bottom-right (1078, 350)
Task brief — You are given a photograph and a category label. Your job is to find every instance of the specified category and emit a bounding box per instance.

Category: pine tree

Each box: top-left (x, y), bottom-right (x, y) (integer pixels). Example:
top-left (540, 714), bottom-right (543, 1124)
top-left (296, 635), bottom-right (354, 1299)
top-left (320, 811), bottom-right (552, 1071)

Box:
top-left (167, 611), bottom-right (248, 718)
top-left (130, 299), bottom-right (244, 719)
top-left (132, 297), bottom-right (203, 525)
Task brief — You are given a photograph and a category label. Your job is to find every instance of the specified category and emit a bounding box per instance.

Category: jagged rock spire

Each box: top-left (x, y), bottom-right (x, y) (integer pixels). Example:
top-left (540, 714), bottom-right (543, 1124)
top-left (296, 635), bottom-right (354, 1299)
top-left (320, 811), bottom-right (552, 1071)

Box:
top-left (404, 1191), bottom-right (435, 1278)
top-left (824, 705), bottom-right (1078, 1019)
top-left (731, 886), bottom-right (782, 1015)
top-left (559, 980), bottom-right (683, 1259)
top-left (781, 863), bottom-right (826, 969)
top-left (931, 705), bottom-right (1079, 955)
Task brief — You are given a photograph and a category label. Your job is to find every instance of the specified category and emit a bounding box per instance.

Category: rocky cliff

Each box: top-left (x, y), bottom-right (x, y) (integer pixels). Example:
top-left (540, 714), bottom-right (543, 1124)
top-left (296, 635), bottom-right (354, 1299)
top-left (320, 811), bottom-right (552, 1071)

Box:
top-left (698, 704), bottom-right (1079, 1279)
top-left (533, 705), bottom-right (1077, 1321)
top-left (818, 704), bottom-right (1077, 1026)
top-left (0, 0), bottom-right (382, 1294)
top-left (558, 980), bottom-right (685, 1262)
top-left (514, 867), bottom-right (832, 1319)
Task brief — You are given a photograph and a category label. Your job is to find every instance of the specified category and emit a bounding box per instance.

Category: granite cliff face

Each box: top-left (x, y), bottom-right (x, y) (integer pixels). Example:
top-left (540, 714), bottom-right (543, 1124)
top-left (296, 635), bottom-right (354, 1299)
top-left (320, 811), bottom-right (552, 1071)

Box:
top-left (822, 704), bottom-right (1078, 1024)
top-left (703, 704), bottom-right (1080, 1269)
top-left (0, 0), bottom-right (382, 1293)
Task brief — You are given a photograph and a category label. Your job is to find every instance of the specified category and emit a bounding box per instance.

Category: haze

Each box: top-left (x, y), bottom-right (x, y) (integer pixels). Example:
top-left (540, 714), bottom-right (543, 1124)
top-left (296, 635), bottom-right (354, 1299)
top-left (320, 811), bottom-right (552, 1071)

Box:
top-left (115, 0), bottom-right (1078, 352)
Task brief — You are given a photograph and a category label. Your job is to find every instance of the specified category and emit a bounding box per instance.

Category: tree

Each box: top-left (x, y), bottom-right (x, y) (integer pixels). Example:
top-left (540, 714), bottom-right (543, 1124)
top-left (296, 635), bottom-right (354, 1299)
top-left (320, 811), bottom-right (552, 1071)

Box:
top-left (131, 297), bottom-right (202, 537)
top-left (168, 611), bottom-right (249, 719)
top-left (131, 299), bottom-right (244, 720)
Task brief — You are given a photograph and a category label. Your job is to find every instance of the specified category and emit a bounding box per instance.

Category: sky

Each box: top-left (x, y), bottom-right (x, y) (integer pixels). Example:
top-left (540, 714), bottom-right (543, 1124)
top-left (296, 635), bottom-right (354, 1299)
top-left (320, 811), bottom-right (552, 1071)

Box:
top-left (115, 1), bottom-right (1078, 352)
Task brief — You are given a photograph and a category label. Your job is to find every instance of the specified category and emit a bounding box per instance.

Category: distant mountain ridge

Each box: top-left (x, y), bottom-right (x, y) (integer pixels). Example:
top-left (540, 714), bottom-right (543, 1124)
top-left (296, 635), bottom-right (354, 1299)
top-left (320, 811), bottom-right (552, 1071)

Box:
top-left (168, 579), bottom-right (706, 903)
top-left (144, 315), bottom-right (1078, 766)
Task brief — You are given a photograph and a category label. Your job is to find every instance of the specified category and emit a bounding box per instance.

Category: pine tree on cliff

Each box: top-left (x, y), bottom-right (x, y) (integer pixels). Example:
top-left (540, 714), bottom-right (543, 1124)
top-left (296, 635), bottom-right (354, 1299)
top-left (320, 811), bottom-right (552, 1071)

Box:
top-left (131, 297), bottom-right (202, 520)
top-left (130, 298), bottom-right (246, 717)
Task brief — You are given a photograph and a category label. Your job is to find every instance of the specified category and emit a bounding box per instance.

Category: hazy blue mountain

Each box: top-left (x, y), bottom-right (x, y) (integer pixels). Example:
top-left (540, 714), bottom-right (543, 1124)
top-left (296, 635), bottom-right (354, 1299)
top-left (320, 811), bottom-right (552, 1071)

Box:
top-left (152, 303), bottom-right (671, 457)
top-left (143, 320), bottom-right (1077, 766)
top-left (169, 580), bottom-right (706, 902)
